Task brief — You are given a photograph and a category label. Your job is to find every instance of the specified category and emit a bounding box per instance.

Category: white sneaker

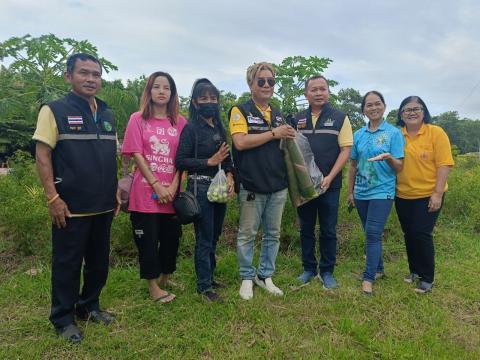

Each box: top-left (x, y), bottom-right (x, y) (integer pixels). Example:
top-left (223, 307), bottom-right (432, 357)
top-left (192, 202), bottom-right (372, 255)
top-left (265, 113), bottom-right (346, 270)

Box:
top-left (239, 280), bottom-right (253, 300)
top-left (254, 276), bottom-right (284, 296)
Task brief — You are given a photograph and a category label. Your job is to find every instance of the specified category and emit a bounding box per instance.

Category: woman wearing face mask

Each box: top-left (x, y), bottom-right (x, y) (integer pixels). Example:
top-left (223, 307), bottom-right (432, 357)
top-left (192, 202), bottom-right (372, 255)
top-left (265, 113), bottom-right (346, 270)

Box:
top-left (176, 79), bottom-right (235, 302)
top-left (395, 96), bottom-right (454, 294)
top-left (347, 91), bottom-right (405, 295)
top-left (122, 71), bottom-right (187, 303)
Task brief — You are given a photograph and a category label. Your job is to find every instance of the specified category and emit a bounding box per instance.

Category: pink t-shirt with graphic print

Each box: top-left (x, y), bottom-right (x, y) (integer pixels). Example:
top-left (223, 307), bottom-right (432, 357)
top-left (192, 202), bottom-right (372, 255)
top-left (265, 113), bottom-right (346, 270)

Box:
top-left (121, 112), bottom-right (187, 213)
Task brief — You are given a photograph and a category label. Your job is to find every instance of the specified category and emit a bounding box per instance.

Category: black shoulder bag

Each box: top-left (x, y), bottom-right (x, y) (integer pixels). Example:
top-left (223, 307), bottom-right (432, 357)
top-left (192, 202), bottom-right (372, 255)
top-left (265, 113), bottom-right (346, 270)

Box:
top-left (173, 128), bottom-right (202, 224)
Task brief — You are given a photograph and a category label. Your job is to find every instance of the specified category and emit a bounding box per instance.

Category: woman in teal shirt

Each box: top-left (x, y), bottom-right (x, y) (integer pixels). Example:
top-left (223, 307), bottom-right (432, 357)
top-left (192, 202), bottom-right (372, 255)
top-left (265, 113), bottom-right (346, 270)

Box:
top-left (347, 91), bottom-right (404, 295)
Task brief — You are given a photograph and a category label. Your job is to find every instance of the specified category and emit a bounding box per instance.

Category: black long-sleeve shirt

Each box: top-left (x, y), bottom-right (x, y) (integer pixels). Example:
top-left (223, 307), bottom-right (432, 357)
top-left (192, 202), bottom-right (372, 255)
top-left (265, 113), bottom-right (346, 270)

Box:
top-left (175, 119), bottom-right (233, 177)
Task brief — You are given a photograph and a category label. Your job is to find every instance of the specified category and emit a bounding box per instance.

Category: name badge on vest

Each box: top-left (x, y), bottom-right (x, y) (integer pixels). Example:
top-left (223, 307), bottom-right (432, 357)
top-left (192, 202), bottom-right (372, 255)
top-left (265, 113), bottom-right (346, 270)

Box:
top-left (67, 115), bottom-right (84, 131)
top-left (247, 115), bottom-right (263, 125)
top-left (297, 118), bottom-right (307, 129)
top-left (324, 118), bottom-right (335, 127)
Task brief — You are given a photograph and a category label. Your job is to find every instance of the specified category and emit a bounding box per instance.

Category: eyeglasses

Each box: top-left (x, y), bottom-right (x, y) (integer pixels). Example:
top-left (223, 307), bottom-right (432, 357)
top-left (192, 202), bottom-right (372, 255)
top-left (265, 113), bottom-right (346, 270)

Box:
top-left (257, 78), bottom-right (275, 87)
top-left (402, 107), bottom-right (423, 114)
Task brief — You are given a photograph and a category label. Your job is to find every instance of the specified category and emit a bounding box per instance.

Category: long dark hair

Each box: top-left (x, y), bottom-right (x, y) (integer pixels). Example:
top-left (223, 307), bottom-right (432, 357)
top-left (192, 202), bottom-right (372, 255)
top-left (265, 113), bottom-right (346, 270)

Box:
top-left (188, 78), bottom-right (227, 140)
top-left (397, 96), bottom-right (432, 127)
top-left (139, 71), bottom-right (179, 124)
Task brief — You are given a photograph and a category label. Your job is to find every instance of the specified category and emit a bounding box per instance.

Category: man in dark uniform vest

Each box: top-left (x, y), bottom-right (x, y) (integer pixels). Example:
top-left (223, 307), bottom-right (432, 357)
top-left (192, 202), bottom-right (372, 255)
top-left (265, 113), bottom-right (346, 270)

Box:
top-left (229, 62), bottom-right (296, 300)
top-left (294, 75), bottom-right (353, 288)
top-left (33, 53), bottom-right (120, 343)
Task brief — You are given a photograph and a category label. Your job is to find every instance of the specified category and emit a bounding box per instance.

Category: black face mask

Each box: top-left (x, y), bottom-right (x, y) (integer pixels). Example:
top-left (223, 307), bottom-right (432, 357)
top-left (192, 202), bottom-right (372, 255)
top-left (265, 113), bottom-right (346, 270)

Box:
top-left (197, 103), bottom-right (219, 119)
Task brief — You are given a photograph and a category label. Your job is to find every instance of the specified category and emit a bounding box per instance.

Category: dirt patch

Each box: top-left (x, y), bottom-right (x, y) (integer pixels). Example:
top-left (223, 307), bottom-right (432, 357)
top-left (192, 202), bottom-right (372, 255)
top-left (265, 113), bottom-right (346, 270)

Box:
top-left (0, 249), bottom-right (35, 278)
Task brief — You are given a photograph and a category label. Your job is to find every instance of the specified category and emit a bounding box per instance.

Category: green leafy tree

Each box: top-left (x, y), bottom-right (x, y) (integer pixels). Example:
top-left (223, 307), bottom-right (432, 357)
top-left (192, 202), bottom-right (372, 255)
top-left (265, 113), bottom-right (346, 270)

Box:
top-left (386, 109), bottom-right (399, 125)
top-left (0, 34), bottom-right (118, 158)
top-left (179, 96), bottom-right (190, 118)
top-left (0, 34), bottom-right (117, 109)
top-left (434, 111), bottom-right (480, 154)
top-left (336, 88), bottom-right (364, 130)
top-left (99, 79), bottom-right (140, 139)
top-left (219, 91), bottom-right (237, 127)
top-left (273, 56), bottom-right (337, 115)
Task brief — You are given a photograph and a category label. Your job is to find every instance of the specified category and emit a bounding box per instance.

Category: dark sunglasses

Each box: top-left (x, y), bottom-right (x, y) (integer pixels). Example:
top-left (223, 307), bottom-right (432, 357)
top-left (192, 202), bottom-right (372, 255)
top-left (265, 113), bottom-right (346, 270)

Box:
top-left (257, 78), bottom-right (275, 87)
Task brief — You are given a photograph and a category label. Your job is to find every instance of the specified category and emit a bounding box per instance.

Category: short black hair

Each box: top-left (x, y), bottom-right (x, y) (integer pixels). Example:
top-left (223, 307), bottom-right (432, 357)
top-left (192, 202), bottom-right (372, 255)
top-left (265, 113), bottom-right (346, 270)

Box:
top-left (66, 53), bottom-right (102, 74)
top-left (304, 75), bottom-right (329, 91)
top-left (361, 91), bottom-right (386, 113)
top-left (396, 96), bottom-right (431, 126)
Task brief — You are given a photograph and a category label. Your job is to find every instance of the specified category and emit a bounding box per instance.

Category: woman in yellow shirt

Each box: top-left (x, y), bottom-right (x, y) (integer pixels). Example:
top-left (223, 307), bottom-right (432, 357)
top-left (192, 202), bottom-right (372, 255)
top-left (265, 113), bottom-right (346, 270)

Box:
top-left (395, 96), bottom-right (454, 293)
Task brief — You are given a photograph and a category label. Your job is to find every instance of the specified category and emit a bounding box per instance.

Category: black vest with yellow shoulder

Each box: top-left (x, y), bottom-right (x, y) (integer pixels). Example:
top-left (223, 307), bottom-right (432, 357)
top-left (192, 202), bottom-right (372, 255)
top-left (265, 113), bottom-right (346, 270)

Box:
top-left (294, 103), bottom-right (346, 189)
top-left (47, 91), bottom-right (118, 213)
top-left (230, 99), bottom-right (287, 194)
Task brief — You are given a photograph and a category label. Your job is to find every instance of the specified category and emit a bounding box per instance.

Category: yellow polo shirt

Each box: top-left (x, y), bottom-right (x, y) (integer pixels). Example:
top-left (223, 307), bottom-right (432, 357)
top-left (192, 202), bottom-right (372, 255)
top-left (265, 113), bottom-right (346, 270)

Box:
top-left (229, 107), bottom-right (353, 147)
top-left (229, 105), bottom-right (271, 135)
top-left (396, 124), bottom-right (454, 199)
top-left (312, 114), bottom-right (353, 147)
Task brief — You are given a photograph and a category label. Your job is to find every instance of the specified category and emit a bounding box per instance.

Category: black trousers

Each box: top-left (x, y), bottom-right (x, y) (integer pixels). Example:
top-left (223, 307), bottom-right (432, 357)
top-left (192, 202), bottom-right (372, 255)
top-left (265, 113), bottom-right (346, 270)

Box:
top-left (395, 196), bottom-right (443, 284)
top-left (130, 212), bottom-right (181, 280)
top-left (50, 212), bottom-right (113, 329)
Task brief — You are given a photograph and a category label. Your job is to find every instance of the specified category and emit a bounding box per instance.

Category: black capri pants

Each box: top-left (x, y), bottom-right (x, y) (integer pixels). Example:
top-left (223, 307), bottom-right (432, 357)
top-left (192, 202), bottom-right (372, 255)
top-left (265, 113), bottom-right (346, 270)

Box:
top-left (130, 212), bottom-right (181, 279)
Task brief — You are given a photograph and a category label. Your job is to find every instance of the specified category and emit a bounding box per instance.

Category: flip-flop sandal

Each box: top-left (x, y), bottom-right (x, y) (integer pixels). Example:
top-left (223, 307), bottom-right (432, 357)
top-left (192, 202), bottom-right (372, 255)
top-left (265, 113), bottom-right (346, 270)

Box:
top-left (154, 293), bottom-right (176, 304)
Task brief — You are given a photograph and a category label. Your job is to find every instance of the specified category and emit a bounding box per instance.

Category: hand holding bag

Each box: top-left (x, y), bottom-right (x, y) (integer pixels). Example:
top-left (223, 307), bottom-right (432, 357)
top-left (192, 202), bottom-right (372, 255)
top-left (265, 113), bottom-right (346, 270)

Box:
top-left (207, 164), bottom-right (228, 203)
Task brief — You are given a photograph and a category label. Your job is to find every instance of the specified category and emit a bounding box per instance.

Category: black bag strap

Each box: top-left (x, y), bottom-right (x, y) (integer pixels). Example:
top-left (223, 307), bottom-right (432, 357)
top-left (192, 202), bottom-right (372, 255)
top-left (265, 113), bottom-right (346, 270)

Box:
top-left (177, 125), bottom-right (198, 196)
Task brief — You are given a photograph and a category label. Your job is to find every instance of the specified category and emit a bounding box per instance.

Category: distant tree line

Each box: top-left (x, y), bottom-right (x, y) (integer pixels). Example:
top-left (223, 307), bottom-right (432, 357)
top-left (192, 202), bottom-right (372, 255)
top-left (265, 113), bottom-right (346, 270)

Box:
top-left (1, 34), bottom-right (479, 161)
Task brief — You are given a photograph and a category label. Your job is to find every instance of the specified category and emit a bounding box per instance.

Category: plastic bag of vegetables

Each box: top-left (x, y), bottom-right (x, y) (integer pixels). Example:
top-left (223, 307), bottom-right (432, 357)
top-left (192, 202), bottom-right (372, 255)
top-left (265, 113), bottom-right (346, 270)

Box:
top-left (207, 164), bottom-right (228, 203)
top-left (295, 132), bottom-right (324, 196)
top-left (280, 132), bottom-right (321, 208)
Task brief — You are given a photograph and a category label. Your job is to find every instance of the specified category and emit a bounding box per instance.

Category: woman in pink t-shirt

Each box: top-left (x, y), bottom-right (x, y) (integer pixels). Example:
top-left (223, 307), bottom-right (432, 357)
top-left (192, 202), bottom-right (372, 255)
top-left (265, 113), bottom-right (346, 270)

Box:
top-left (122, 72), bottom-right (186, 303)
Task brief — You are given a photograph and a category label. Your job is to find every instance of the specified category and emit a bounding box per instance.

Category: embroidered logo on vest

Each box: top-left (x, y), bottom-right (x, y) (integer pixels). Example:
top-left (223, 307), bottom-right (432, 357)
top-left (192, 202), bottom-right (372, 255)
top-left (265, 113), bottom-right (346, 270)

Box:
top-left (324, 118), bottom-right (335, 127)
top-left (103, 121), bottom-right (113, 131)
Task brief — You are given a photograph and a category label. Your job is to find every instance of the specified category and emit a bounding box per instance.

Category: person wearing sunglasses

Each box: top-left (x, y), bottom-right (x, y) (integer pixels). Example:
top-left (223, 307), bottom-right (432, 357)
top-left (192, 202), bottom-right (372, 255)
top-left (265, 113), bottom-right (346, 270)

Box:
top-left (292, 75), bottom-right (353, 289)
top-left (176, 79), bottom-right (234, 302)
top-left (395, 96), bottom-right (454, 294)
top-left (229, 62), bottom-right (296, 300)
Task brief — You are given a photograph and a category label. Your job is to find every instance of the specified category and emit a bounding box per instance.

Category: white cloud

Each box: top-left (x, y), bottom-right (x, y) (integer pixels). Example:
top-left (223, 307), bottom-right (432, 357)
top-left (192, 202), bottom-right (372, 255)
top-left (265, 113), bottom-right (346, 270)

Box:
top-left (1, 0), bottom-right (479, 118)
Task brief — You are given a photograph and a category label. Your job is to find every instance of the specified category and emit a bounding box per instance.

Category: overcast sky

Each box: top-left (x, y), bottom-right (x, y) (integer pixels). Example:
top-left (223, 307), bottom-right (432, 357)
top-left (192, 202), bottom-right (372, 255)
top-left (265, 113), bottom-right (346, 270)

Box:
top-left (1, 0), bottom-right (479, 119)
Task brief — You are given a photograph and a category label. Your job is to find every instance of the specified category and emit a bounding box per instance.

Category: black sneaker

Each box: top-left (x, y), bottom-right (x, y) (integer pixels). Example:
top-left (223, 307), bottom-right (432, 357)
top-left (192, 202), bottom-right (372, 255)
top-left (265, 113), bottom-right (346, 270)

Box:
top-left (415, 281), bottom-right (433, 294)
top-left (77, 310), bottom-right (115, 325)
top-left (202, 290), bottom-right (223, 302)
top-left (404, 273), bottom-right (419, 284)
top-left (56, 324), bottom-right (83, 344)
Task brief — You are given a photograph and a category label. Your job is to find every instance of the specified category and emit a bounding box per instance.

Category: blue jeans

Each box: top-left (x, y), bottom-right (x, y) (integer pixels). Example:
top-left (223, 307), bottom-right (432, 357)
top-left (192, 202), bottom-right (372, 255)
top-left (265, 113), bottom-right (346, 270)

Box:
top-left (297, 188), bottom-right (340, 275)
top-left (187, 181), bottom-right (227, 293)
top-left (237, 187), bottom-right (288, 280)
top-left (355, 199), bottom-right (393, 282)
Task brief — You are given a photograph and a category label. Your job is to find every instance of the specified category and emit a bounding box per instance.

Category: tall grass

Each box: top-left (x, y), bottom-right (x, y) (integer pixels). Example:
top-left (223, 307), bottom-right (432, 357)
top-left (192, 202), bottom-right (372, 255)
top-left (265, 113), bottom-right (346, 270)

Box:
top-left (0, 152), bottom-right (479, 358)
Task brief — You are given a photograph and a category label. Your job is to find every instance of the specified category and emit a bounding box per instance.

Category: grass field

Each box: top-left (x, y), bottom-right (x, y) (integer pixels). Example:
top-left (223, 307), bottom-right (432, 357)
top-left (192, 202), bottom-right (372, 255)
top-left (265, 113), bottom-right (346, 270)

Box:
top-left (0, 157), bottom-right (479, 359)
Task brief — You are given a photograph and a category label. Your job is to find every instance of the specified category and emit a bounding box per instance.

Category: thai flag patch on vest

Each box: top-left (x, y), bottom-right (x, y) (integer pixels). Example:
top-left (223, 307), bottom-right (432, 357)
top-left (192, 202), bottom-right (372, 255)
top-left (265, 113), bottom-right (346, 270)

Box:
top-left (67, 116), bottom-right (83, 125)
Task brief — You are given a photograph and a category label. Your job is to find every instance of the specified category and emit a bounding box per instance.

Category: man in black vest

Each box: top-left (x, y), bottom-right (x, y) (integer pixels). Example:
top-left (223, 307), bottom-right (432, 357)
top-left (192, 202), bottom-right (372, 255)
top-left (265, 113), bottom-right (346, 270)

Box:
top-left (33, 53), bottom-right (120, 343)
top-left (294, 75), bottom-right (353, 288)
top-left (229, 62), bottom-right (296, 300)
